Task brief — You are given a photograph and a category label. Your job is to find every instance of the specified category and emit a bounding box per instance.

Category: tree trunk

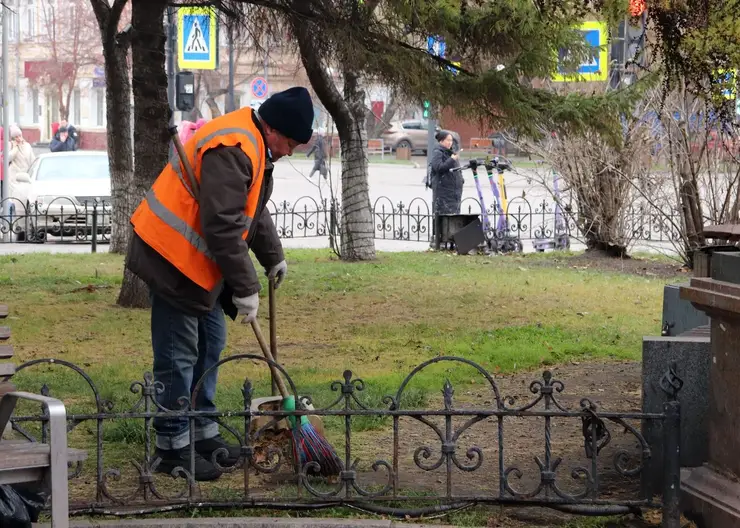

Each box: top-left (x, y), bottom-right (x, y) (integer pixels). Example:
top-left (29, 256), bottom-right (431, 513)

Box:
top-left (58, 86), bottom-right (69, 121)
top-left (292, 19), bottom-right (376, 261)
top-left (367, 91), bottom-right (400, 138)
top-left (205, 96), bottom-right (222, 118)
top-left (117, 0), bottom-right (169, 309)
top-left (90, 0), bottom-right (134, 255)
top-left (338, 70), bottom-right (375, 260)
top-left (63, 80), bottom-right (74, 124)
top-left (106, 43), bottom-right (134, 254)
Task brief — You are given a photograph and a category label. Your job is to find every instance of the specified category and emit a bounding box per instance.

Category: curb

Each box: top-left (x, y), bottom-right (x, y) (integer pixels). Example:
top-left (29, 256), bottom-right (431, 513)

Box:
top-left (36, 518), bottom-right (448, 528)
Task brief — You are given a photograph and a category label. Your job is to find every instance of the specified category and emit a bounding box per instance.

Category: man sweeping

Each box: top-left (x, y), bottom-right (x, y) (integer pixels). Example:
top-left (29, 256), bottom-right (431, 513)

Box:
top-left (125, 87), bottom-right (315, 481)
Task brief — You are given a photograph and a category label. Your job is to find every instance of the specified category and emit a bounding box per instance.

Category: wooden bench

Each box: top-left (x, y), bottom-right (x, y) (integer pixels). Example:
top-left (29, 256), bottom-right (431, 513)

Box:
top-left (367, 138), bottom-right (385, 159)
top-left (0, 304), bottom-right (87, 528)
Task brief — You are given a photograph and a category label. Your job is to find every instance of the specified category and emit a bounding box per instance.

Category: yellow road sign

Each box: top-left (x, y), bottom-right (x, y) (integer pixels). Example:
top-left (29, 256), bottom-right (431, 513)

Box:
top-left (177, 7), bottom-right (218, 70)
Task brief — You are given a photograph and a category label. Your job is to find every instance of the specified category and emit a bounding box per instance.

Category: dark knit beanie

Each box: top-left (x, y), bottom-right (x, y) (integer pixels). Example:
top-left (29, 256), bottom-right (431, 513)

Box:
top-left (258, 87), bottom-right (314, 144)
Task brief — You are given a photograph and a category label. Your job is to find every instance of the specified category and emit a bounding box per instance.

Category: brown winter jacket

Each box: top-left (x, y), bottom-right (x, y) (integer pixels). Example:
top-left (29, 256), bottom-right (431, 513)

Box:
top-left (125, 114), bottom-right (283, 317)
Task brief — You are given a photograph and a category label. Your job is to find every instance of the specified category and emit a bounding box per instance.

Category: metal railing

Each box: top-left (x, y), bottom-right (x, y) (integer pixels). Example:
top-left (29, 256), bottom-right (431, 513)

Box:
top-left (4, 356), bottom-right (683, 525)
top-left (0, 197), bottom-right (111, 249)
top-left (0, 196), bottom-right (683, 248)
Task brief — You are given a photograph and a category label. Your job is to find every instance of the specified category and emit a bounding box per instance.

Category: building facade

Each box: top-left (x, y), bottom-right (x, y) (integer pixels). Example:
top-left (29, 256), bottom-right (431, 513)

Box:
top-left (2, 0), bottom-right (108, 145)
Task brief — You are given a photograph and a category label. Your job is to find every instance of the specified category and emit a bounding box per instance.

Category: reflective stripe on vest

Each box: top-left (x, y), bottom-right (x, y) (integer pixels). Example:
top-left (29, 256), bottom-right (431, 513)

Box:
top-left (131, 109), bottom-right (266, 291)
top-left (144, 187), bottom-right (254, 262)
top-left (169, 152), bottom-right (196, 200)
top-left (169, 126), bottom-right (262, 201)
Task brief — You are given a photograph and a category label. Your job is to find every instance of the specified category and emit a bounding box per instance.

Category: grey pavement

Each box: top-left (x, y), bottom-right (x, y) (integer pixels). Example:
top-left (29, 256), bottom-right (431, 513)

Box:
top-left (36, 518), bottom-right (456, 528)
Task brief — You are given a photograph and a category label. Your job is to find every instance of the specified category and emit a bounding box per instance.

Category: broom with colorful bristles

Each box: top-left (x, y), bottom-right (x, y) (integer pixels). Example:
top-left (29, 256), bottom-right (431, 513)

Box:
top-left (250, 279), bottom-right (342, 477)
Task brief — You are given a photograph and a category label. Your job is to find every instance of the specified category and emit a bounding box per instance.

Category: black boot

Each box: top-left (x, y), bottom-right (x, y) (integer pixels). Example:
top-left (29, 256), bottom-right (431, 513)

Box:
top-left (154, 446), bottom-right (222, 481)
top-left (195, 435), bottom-right (243, 468)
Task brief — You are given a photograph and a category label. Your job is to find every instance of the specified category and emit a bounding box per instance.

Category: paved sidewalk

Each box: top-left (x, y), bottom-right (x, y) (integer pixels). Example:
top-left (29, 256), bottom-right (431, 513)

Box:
top-left (38, 518), bottom-right (454, 528)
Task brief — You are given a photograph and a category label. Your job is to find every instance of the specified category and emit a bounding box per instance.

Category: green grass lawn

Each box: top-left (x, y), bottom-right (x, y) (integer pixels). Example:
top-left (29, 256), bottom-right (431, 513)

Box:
top-left (0, 249), bottom-right (673, 408)
top-left (0, 249), bottom-right (675, 526)
top-left (0, 250), bottom-right (672, 402)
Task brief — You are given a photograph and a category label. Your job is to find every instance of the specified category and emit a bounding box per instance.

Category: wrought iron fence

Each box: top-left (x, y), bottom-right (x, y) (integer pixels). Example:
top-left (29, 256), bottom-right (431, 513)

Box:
top-left (268, 195), bottom-right (683, 246)
top-left (5, 356), bottom-right (682, 524)
top-left (0, 196), bottom-right (683, 248)
top-left (0, 197), bottom-right (111, 247)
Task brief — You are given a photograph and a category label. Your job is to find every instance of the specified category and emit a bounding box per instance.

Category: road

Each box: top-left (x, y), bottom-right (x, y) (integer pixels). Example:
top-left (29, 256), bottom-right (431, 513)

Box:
top-left (271, 157), bottom-right (551, 213)
top-left (1, 155), bottom-right (674, 256)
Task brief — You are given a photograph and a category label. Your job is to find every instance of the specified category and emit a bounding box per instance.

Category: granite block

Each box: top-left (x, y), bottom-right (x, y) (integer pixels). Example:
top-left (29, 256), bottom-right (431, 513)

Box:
top-left (641, 336), bottom-right (710, 499)
top-left (662, 283), bottom-right (709, 336)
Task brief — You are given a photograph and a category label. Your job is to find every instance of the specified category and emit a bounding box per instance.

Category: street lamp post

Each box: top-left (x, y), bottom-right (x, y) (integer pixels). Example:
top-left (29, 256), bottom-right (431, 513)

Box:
top-left (1, 2), bottom-right (10, 224)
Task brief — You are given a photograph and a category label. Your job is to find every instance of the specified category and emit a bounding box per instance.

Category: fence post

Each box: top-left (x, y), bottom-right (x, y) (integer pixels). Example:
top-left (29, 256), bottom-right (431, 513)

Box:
top-left (434, 214), bottom-right (442, 250)
top-left (662, 399), bottom-right (681, 528)
top-left (91, 203), bottom-right (98, 254)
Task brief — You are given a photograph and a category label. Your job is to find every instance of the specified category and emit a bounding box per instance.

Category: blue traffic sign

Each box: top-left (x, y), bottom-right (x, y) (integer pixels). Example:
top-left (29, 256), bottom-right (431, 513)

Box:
top-left (427, 36), bottom-right (446, 58)
top-left (177, 7), bottom-right (218, 70)
top-left (579, 30), bottom-right (601, 74)
top-left (428, 35), bottom-right (459, 76)
top-left (251, 77), bottom-right (269, 99)
top-left (553, 21), bottom-right (608, 82)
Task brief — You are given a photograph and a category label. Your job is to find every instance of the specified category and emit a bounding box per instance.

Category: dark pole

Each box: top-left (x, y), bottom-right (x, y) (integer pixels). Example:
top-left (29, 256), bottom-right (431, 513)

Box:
top-left (426, 107), bottom-right (436, 158)
top-left (662, 399), bottom-right (681, 528)
top-left (227, 23), bottom-right (235, 113)
top-left (166, 6), bottom-right (176, 126)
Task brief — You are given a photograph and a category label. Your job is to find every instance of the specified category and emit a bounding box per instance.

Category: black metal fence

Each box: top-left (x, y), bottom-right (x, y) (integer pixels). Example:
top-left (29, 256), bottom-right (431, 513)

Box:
top-left (0, 197), bottom-right (111, 247)
top-left (5, 356), bottom-right (682, 524)
top-left (0, 196), bottom-right (683, 248)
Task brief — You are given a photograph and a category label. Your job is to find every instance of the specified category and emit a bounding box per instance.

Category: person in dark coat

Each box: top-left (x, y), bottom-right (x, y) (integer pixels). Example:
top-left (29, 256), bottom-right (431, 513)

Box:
top-left (306, 129), bottom-right (328, 179)
top-left (429, 130), bottom-right (462, 215)
top-left (49, 126), bottom-right (76, 152)
top-left (125, 87), bottom-right (314, 482)
top-left (53, 120), bottom-right (79, 150)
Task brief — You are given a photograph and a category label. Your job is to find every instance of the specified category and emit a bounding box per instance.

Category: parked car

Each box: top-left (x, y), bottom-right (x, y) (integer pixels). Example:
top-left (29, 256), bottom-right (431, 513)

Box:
top-left (19, 151), bottom-right (111, 241)
top-left (380, 120), bottom-right (461, 154)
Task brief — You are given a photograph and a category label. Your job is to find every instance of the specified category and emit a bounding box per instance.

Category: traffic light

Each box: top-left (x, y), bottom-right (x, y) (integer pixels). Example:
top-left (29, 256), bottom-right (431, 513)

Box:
top-left (422, 100), bottom-right (430, 118)
top-left (176, 71), bottom-right (195, 112)
top-left (629, 0), bottom-right (646, 17)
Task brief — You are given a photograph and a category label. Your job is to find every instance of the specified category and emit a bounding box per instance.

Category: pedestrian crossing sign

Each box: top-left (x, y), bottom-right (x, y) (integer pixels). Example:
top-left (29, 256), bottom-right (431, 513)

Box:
top-left (552, 21), bottom-right (608, 82)
top-left (178, 7), bottom-right (219, 70)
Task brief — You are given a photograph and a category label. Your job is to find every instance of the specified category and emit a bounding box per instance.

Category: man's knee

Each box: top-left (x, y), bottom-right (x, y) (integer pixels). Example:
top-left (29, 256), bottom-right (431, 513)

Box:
top-left (151, 294), bottom-right (200, 365)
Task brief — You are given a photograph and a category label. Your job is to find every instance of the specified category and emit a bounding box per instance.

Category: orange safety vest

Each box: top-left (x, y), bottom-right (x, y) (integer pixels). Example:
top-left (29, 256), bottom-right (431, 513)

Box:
top-left (130, 108), bottom-right (266, 292)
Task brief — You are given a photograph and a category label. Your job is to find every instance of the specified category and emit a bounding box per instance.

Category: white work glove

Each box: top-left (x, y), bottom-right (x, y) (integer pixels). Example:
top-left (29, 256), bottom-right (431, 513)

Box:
top-left (267, 260), bottom-right (288, 289)
top-left (232, 293), bottom-right (259, 324)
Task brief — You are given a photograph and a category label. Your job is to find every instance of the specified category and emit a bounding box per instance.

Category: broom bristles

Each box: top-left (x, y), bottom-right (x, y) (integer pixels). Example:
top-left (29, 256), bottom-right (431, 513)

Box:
top-left (292, 421), bottom-right (342, 477)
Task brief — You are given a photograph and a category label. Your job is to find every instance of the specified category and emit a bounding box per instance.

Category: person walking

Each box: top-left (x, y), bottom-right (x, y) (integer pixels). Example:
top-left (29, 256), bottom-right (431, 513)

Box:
top-left (306, 128), bottom-right (329, 179)
top-left (125, 87), bottom-right (315, 481)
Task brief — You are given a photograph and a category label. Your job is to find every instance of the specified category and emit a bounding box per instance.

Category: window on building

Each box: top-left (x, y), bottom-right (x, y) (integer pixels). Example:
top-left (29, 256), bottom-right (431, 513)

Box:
top-left (8, 2), bottom-right (17, 41)
top-left (25, 0), bottom-right (36, 40)
top-left (73, 88), bottom-right (81, 125)
top-left (95, 89), bottom-right (104, 127)
top-left (31, 88), bottom-right (39, 123)
top-left (51, 95), bottom-right (58, 123)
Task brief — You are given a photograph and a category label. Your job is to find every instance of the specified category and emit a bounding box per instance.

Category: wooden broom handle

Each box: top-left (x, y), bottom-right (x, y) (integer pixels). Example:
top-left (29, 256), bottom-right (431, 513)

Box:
top-left (269, 277), bottom-right (278, 396)
top-left (251, 319), bottom-right (289, 398)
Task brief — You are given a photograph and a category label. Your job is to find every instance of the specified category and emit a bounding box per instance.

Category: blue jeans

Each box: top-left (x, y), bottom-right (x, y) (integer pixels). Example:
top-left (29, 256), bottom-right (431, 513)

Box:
top-left (150, 292), bottom-right (227, 450)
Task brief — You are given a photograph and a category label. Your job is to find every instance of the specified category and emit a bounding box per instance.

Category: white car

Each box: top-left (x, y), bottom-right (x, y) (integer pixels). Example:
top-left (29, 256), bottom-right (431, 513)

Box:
top-left (20, 151), bottom-right (111, 241)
